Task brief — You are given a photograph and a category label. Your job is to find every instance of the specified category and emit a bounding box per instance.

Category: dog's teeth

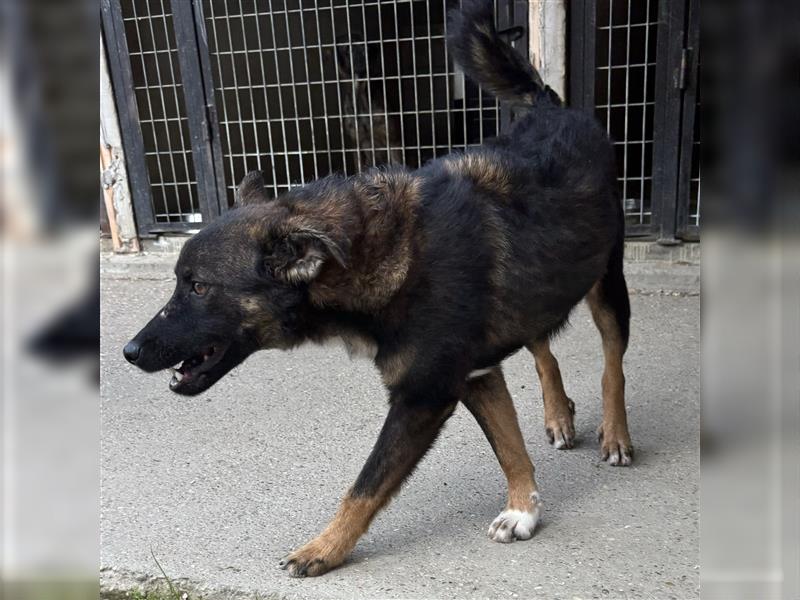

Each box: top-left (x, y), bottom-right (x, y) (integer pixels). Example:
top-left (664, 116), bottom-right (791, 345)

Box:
top-left (168, 370), bottom-right (184, 388)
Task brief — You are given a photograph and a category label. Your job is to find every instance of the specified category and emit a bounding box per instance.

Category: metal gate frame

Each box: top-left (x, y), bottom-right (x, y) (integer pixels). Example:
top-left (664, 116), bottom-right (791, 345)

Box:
top-left (569, 0), bottom-right (700, 241)
top-left (101, 0), bottom-right (226, 236)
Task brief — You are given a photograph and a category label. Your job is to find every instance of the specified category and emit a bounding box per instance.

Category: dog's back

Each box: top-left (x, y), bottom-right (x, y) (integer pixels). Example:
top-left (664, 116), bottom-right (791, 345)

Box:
top-left (400, 0), bottom-right (623, 367)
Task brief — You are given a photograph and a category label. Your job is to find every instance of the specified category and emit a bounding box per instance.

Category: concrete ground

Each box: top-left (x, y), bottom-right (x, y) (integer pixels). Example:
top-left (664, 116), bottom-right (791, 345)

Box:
top-left (101, 273), bottom-right (699, 600)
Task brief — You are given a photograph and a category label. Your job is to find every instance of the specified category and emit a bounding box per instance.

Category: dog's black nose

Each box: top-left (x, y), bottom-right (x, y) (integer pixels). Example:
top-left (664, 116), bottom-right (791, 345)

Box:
top-left (123, 340), bottom-right (141, 364)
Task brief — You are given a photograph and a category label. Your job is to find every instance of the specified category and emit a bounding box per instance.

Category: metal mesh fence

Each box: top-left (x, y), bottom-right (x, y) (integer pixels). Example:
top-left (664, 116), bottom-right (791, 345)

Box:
top-left (688, 91), bottom-right (700, 227)
top-left (121, 1), bottom-right (200, 224)
top-left (594, 0), bottom-right (659, 228)
top-left (201, 0), bottom-right (506, 205)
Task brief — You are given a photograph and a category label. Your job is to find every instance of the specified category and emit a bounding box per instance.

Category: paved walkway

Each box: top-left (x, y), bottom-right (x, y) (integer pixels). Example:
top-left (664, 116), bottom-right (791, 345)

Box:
top-left (101, 275), bottom-right (699, 600)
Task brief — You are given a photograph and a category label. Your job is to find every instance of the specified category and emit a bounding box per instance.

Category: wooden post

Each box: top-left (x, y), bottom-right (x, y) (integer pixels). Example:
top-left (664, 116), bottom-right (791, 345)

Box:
top-left (529, 0), bottom-right (567, 99)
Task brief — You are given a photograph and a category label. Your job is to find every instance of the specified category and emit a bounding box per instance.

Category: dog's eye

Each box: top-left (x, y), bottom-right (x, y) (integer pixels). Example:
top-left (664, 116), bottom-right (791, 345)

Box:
top-left (191, 281), bottom-right (209, 296)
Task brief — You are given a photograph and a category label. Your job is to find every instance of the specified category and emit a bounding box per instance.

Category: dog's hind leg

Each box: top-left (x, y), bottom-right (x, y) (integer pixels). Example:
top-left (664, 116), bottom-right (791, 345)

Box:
top-left (527, 339), bottom-right (576, 449)
top-left (279, 397), bottom-right (457, 577)
top-left (586, 240), bottom-right (633, 466)
top-left (462, 368), bottom-right (542, 543)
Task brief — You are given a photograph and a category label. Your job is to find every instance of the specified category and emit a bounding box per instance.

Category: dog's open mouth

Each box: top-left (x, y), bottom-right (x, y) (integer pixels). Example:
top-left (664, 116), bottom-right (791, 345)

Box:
top-left (169, 342), bottom-right (231, 392)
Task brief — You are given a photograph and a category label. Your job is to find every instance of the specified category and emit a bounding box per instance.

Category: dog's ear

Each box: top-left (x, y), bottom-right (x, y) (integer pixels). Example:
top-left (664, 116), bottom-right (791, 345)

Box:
top-left (235, 171), bottom-right (267, 207)
top-left (265, 227), bottom-right (348, 284)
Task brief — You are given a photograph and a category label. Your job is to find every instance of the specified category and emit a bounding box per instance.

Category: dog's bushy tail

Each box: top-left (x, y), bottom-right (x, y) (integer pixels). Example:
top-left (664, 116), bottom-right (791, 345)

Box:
top-left (447, 0), bottom-right (559, 107)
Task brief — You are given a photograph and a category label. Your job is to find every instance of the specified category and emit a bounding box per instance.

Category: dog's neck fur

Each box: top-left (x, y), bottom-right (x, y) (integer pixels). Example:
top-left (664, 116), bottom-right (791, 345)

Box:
top-left (300, 169), bottom-right (421, 315)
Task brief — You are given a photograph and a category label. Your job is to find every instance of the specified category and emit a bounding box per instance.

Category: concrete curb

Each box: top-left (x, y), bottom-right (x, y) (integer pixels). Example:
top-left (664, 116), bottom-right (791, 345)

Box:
top-left (101, 242), bottom-right (700, 295)
top-left (101, 252), bottom-right (176, 280)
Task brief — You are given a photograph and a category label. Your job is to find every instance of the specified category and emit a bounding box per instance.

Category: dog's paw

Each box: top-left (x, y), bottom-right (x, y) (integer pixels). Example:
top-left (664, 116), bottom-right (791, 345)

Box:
top-left (278, 539), bottom-right (340, 578)
top-left (597, 422), bottom-right (634, 466)
top-left (544, 398), bottom-right (576, 449)
top-left (488, 493), bottom-right (542, 543)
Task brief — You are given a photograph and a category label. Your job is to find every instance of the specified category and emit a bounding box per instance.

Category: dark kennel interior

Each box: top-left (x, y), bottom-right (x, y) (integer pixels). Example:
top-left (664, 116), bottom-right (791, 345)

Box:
top-left (201, 0), bottom-right (514, 201)
top-left (109, 0), bottom-right (524, 227)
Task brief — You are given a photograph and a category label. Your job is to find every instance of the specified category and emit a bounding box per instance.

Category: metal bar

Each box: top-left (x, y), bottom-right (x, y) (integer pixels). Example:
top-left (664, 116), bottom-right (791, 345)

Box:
top-left (568, 0), bottom-right (584, 106)
top-left (145, 222), bottom-right (205, 234)
top-left (597, 63), bottom-right (658, 69)
top-left (676, 0), bottom-right (700, 238)
top-left (650, 0), bottom-right (687, 243)
top-left (265, 0), bottom-right (294, 186)
top-left (569, 0), bottom-right (597, 112)
top-left (344, 1), bottom-right (364, 171)
top-left (477, 0), bottom-right (487, 143)
top-left (204, 1), bottom-right (240, 206)
top-left (279, 0), bottom-right (309, 182)
top-left (620, 0), bottom-right (632, 213)
top-left (358, 0), bottom-right (378, 166)
top-left (248, 3), bottom-right (282, 197)
top-left (100, 0), bottom-right (156, 235)
top-left (209, 73), bottom-right (470, 89)
top-left (298, 4), bottom-right (329, 176)
top-left (459, 0), bottom-right (469, 148)
top-left (584, 0), bottom-right (597, 112)
top-left (496, 0), bottom-right (511, 133)
top-left (624, 223), bottom-right (657, 237)
top-left (159, 0), bottom-right (197, 216)
top-left (171, 0), bottom-right (220, 224)
top-left (197, 36), bottom-right (447, 53)
top-left (638, 0), bottom-right (653, 224)
top-left (140, 2), bottom-right (186, 218)
top-left (328, 2), bottom-right (352, 174)
top-left (128, 1), bottom-right (171, 220)
top-left (425, 0), bottom-right (437, 155)
top-left (192, 0), bottom-right (228, 212)
top-left (236, 0), bottom-right (264, 184)
top-left (376, 0), bottom-right (393, 162)
top-left (442, 0), bottom-right (453, 153)
top-left (605, 0), bottom-right (612, 131)
top-left (408, 0), bottom-right (422, 166)
top-left (219, 2), bottom-right (251, 185)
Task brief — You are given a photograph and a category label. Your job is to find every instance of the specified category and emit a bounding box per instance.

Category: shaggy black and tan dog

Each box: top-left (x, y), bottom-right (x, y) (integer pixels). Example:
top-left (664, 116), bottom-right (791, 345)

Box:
top-left (124, 0), bottom-right (632, 577)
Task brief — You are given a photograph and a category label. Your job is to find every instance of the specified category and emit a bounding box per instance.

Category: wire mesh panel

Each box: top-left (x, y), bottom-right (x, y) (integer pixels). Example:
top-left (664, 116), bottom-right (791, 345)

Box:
top-left (200, 0), bottom-right (515, 205)
top-left (120, 1), bottom-right (201, 224)
top-left (594, 0), bottom-right (659, 229)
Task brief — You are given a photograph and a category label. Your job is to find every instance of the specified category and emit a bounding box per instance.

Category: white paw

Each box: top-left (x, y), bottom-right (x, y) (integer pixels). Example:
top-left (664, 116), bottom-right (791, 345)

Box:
top-left (487, 494), bottom-right (541, 543)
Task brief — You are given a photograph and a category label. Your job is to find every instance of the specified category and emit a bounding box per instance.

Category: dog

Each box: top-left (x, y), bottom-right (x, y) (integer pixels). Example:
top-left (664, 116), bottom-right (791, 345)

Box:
top-left (123, 0), bottom-right (632, 578)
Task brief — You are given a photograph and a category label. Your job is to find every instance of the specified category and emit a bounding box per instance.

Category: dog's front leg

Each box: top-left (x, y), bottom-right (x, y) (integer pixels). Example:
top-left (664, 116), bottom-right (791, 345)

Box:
top-left (279, 396), bottom-right (456, 577)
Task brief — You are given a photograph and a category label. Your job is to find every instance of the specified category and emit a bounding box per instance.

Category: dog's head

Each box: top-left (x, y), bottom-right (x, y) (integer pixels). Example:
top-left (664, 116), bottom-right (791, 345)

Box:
top-left (123, 172), bottom-right (351, 396)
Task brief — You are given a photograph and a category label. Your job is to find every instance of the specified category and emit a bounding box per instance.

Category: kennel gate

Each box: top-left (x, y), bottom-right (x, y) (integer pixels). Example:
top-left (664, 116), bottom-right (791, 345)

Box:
top-left (102, 0), bottom-right (699, 240)
top-left (570, 0), bottom-right (700, 241)
top-left (101, 0), bottom-right (528, 236)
